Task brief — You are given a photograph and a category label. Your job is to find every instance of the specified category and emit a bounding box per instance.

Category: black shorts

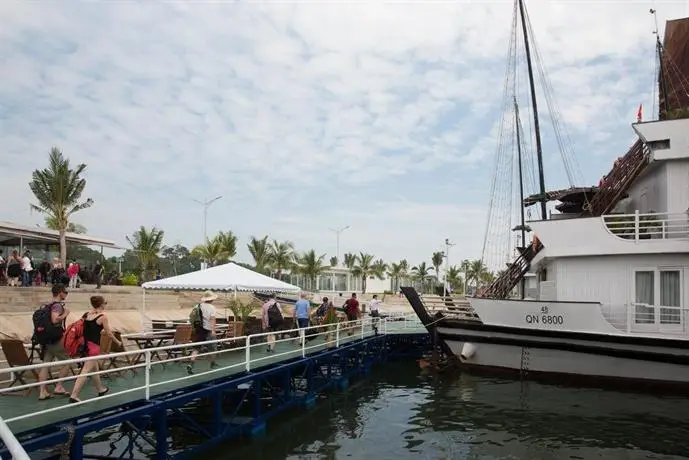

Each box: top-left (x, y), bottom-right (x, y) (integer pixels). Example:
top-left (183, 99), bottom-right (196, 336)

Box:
top-left (192, 328), bottom-right (217, 352)
top-left (346, 312), bottom-right (358, 321)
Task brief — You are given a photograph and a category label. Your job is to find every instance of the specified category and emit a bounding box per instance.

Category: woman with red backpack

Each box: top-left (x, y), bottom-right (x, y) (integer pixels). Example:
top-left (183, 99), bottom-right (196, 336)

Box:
top-left (69, 296), bottom-right (121, 403)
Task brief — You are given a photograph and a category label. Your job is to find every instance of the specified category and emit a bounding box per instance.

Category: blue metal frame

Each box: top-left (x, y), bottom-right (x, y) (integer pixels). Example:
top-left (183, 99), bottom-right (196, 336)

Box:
top-left (0, 333), bottom-right (430, 460)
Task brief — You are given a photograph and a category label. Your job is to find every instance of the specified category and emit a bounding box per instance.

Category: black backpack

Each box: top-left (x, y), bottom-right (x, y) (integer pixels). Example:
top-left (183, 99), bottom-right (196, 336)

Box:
top-left (267, 302), bottom-right (283, 329)
top-left (33, 302), bottom-right (64, 346)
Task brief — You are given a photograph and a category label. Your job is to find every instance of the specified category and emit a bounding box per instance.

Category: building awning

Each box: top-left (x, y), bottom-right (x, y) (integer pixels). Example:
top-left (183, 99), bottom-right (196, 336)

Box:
top-left (0, 221), bottom-right (117, 248)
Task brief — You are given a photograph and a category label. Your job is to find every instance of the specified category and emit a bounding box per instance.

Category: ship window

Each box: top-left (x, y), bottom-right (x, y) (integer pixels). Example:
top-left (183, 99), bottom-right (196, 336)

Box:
top-left (648, 139), bottom-right (670, 150)
top-left (634, 271), bottom-right (655, 324)
top-left (660, 270), bottom-right (681, 324)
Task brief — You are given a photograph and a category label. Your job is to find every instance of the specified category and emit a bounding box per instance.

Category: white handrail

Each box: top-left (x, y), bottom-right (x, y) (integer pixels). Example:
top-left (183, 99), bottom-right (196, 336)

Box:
top-left (0, 313), bottom-right (423, 427)
top-left (0, 417), bottom-right (30, 460)
top-left (599, 303), bottom-right (688, 335)
top-left (602, 210), bottom-right (689, 241)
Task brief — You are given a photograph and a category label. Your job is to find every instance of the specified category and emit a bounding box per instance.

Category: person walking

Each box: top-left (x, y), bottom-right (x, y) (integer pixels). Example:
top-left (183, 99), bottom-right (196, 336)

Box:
top-left (20, 251), bottom-right (32, 287)
top-left (294, 293), bottom-right (311, 345)
top-left (69, 296), bottom-right (121, 403)
top-left (5, 250), bottom-right (21, 287)
top-left (94, 261), bottom-right (104, 289)
top-left (186, 291), bottom-right (220, 374)
top-left (262, 294), bottom-right (283, 352)
top-left (37, 284), bottom-right (72, 400)
top-left (343, 293), bottom-right (360, 336)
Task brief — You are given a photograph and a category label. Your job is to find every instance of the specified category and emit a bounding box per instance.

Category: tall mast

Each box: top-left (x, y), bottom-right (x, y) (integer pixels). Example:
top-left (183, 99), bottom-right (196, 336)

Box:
top-left (518, 0), bottom-right (547, 220)
top-left (514, 97), bottom-right (527, 299)
top-left (651, 9), bottom-right (670, 118)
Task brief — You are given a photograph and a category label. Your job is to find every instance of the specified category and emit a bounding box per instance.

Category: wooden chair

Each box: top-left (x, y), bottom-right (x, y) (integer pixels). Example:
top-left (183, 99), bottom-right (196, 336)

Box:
top-left (100, 332), bottom-right (136, 378)
top-left (163, 325), bottom-right (193, 361)
top-left (1, 340), bottom-right (39, 395)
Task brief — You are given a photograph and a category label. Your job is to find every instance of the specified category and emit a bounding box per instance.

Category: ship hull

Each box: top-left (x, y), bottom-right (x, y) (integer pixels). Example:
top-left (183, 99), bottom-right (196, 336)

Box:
top-left (438, 321), bottom-right (689, 389)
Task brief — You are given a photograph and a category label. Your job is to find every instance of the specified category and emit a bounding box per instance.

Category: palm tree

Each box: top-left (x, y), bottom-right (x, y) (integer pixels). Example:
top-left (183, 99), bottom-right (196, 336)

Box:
top-left (446, 265), bottom-right (464, 294)
top-left (29, 147), bottom-right (94, 265)
top-left (387, 262), bottom-right (404, 293)
top-left (431, 251), bottom-right (445, 282)
top-left (329, 256), bottom-right (338, 267)
top-left (411, 262), bottom-right (432, 293)
top-left (192, 237), bottom-right (227, 267)
top-left (247, 235), bottom-right (270, 273)
top-left (467, 259), bottom-right (489, 289)
top-left (399, 259), bottom-right (410, 287)
top-left (126, 226), bottom-right (165, 281)
top-left (351, 252), bottom-right (375, 294)
top-left (268, 240), bottom-right (294, 279)
top-left (294, 250), bottom-right (326, 290)
top-left (371, 258), bottom-right (387, 278)
top-left (215, 231), bottom-right (238, 262)
top-left (343, 252), bottom-right (356, 270)
top-left (44, 216), bottom-right (87, 234)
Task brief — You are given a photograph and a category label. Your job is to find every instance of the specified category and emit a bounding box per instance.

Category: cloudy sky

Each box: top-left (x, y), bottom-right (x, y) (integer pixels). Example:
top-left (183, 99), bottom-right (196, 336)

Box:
top-left (1, 1), bottom-right (687, 269)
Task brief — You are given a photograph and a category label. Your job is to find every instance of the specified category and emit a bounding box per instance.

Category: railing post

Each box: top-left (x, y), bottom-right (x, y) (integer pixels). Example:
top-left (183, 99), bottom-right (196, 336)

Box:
top-left (383, 317), bottom-right (387, 334)
top-left (626, 304), bottom-right (632, 333)
top-left (634, 210), bottom-right (640, 243)
top-left (302, 329), bottom-right (306, 358)
top-left (361, 318), bottom-right (365, 339)
top-left (336, 322), bottom-right (340, 347)
top-left (145, 350), bottom-right (151, 401)
top-left (245, 335), bottom-right (251, 372)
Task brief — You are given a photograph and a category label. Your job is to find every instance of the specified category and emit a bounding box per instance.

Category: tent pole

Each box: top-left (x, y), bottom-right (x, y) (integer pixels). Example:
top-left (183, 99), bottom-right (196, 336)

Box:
top-left (141, 289), bottom-right (147, 331)
top-left (233, 287), bottom-right (237, 300)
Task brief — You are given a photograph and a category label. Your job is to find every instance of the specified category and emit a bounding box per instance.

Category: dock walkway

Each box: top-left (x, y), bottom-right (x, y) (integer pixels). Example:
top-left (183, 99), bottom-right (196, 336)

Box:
top-left (0, 314), bottom-right (426, 459)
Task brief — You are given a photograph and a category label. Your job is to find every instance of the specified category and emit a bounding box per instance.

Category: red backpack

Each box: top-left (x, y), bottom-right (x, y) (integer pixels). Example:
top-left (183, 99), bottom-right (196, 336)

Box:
top-left (63, 314), bottom-right (87, 358)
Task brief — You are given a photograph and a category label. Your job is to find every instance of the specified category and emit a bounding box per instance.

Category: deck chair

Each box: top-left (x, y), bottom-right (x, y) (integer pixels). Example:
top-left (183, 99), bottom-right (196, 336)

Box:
top-left (1, 340), bottom-right (39, 395)
top-left (163, 325), bottom-right (193, 362)
top-left (101, 333), bottom-right (136, 378)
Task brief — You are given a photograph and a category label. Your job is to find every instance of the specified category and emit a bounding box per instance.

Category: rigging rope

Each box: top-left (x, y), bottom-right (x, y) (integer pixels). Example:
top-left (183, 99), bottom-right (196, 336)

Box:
top-left (480, 0), bottom-right (591, 273)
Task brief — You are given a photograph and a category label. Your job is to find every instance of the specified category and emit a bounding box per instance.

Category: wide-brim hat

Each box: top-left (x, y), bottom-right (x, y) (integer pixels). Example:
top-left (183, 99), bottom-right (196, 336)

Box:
top-left (201, 290), bottom-right (218, 302)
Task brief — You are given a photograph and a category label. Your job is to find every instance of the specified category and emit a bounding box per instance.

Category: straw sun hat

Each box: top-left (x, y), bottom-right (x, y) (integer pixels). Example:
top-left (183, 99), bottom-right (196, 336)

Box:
top-left (200, 290), bottom-right (219, 302)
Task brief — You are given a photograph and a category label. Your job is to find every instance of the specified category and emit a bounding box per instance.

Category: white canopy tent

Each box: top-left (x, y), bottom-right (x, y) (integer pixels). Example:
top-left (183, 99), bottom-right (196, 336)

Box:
top-left (140, 262), bottom-right (301, 323)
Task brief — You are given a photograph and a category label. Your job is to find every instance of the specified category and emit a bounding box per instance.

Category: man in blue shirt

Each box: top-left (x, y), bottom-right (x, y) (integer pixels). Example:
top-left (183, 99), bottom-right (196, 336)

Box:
top-left (294, 293), bottom-right (311, 329)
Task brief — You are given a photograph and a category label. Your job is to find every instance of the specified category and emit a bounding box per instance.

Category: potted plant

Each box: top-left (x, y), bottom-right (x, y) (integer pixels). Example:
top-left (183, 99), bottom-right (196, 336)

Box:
top-left (323, 305), bottom-right (340, 348)
top-left (226, 299), bottom-right (256, 337)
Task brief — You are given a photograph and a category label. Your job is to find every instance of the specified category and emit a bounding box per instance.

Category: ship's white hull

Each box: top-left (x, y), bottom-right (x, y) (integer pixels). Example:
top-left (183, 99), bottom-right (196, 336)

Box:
top-left (439, 323), bottom-right (689, 386)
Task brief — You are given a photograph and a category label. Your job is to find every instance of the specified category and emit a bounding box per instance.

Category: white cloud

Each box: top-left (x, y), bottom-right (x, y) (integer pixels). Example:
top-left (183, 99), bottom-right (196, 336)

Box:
top-left (0, 0), bottom-right (687, 269)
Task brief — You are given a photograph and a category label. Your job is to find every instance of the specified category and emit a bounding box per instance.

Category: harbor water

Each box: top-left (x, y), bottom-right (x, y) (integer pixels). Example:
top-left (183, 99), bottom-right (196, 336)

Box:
top-left (87, 361), bottom-right (689, 459)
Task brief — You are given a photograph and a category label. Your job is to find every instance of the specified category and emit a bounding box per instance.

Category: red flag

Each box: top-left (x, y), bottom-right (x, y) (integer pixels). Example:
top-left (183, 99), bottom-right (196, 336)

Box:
top-left (636, 104), bottom-right (643, 123)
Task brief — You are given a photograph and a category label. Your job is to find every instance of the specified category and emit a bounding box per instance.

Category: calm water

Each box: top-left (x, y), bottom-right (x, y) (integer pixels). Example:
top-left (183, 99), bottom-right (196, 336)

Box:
top-left (218, 362), bottom-right (689, 460)
top-left (84, 362), bottom-right (689, 459)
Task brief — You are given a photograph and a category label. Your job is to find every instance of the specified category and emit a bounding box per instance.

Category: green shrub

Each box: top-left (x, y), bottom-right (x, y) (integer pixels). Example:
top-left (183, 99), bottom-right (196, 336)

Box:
top-left (121, 273), bottom-right (138, 286)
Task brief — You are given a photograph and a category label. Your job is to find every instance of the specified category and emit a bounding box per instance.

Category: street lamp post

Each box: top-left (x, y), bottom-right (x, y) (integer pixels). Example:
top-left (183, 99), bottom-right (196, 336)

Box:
top-left (443, 238), bottom-right (456, 298)
top-left (329, 225), bottom-right (350, 263)
top-left (193, 196), bottom-right (222, 244)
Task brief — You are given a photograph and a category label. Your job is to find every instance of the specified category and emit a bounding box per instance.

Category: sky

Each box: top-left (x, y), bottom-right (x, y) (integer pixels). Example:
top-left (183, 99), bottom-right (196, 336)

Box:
top-left (1, 0), bottom-right (688, 270)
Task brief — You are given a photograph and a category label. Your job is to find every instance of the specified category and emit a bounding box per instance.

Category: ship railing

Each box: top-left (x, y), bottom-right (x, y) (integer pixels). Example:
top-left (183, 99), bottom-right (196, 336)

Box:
top-left (602, 211), bottom-right (689, 241)
top-left (0, 313), bottom-right (421, 428)
top-left (0, 417), bottom-right (29, 459)
top-left (600, 303), bottom-right (688, 335)
top-left (420, 295), bottom-right (481, 322)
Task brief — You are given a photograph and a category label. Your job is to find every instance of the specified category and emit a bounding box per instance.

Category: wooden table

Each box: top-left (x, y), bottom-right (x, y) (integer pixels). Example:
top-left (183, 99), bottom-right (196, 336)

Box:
top-left (126, 332), bottom-right (175, 364)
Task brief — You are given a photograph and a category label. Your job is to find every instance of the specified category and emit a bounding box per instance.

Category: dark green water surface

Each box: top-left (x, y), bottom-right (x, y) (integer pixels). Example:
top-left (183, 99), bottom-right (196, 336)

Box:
top-left (80, 361), bottom-right (689, 459)
top-left (213, 362), bottom-right (689, 459)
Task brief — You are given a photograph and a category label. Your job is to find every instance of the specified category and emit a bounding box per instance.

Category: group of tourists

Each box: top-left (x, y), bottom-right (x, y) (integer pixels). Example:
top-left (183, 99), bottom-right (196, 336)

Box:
top-left (259, 292), bottom-right (379, 353)
top-left (30, 286), bottom-right (381, 403)
top-left (32, 284), bottom-right (120, 403)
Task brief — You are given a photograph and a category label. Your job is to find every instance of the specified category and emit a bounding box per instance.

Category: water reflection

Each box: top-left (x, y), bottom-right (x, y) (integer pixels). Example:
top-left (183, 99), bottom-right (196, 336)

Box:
top-left (87, 362), bottom-right (689, 459)
top-left (222, 363), bottom-right (689, 460)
